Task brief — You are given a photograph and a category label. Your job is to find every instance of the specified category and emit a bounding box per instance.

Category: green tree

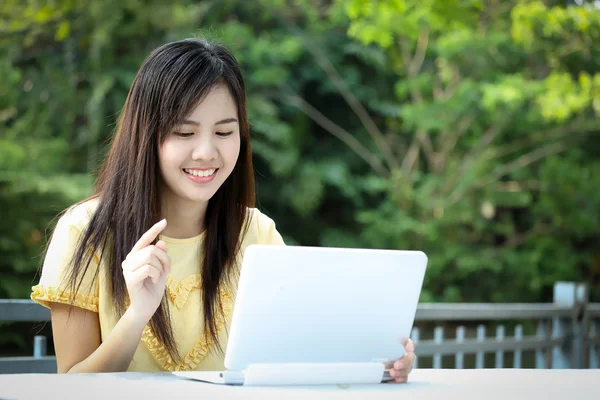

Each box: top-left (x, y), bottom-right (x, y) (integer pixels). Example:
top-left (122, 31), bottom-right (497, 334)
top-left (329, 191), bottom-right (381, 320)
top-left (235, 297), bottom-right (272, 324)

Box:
top-left (1, 0), bottom-right (599, 307)
top-left (291, 0), bottom-right (600, 301)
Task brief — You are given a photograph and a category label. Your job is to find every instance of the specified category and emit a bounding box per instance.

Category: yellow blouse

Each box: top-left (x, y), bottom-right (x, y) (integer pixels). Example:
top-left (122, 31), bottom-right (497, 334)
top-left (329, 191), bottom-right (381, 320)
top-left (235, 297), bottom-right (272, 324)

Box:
top-left (30, 199), bottom-right (285, 372)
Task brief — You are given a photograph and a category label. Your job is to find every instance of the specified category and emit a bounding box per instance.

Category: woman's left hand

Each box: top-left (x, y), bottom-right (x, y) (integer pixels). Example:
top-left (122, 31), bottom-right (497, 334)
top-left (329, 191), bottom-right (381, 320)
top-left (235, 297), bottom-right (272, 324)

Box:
top-left (386, 338), bottom-right (417, 384)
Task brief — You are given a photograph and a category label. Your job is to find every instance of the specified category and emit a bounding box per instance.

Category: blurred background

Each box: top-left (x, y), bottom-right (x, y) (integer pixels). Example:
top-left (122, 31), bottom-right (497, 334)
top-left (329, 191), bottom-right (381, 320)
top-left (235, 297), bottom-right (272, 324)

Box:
top-left (1, 0), bottom-right (599, 361)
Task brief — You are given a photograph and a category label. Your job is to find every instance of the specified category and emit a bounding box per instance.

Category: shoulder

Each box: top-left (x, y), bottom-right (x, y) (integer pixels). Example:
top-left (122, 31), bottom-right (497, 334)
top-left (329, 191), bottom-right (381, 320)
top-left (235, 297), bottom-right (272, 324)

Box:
top-left (245, 208), bottom-right (285, 246)
top-left (56, 197), bottom-right (100, 234)
top-left (247, 207), bottom-right (275, 228)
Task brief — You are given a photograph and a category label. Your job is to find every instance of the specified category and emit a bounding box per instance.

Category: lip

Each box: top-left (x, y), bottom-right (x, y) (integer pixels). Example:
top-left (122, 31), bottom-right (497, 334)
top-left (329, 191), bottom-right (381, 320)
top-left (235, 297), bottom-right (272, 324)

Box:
top-left (183, 168), bottom-right (219, 184)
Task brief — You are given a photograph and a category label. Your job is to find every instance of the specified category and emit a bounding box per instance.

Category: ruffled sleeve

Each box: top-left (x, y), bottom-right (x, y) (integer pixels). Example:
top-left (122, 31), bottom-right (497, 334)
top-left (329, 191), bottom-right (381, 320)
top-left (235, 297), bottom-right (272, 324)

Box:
top-left (31, 203), bottom-right (100, 312)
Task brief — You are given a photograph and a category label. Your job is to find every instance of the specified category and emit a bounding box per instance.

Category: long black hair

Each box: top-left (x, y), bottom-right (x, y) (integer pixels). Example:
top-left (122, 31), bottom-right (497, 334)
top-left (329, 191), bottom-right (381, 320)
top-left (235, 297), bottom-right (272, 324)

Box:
top-left (63, 38), bottom-right (255, 361)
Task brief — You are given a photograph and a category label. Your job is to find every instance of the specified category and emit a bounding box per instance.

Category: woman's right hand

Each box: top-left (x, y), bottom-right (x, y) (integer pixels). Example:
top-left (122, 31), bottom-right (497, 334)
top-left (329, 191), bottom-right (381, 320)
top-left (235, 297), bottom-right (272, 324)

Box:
top-left (121, 219), bottom-right (171, 323)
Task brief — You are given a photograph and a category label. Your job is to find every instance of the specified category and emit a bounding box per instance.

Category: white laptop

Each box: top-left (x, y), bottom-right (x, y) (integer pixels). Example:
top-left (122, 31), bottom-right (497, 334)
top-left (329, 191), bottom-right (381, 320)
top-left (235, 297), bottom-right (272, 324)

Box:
top-left (174, 245), bottom-right (427, 386)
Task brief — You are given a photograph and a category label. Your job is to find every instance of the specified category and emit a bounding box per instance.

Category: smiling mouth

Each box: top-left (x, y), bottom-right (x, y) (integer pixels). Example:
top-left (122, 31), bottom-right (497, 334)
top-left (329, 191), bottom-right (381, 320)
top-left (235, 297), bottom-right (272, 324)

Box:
top-left (182, 168), bottom-right (218, 177)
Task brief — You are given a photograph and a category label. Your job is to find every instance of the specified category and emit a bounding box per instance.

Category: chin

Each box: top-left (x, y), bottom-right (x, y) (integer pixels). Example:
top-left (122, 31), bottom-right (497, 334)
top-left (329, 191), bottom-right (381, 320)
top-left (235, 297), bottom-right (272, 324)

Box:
top-left (185, 192), bottom-right (217, 204)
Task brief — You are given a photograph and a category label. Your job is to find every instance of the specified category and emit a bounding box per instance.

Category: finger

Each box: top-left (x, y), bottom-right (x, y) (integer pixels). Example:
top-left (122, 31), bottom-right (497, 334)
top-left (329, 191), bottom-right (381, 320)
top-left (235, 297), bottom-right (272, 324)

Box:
top-left (150, 265), bottom-right (162, 284)
top-left (385, 358), bottom-right (404, 370)
top-left (405, 338), bottom-right (415, 353)
top-left (394, 353), bottom-right (415, 373)
top-left (123, 255), bottom-right (163, 284)
top-left (390, 369), bottom-right (409, 379)
top-left (383, 361), bottom-right (395, 370)
top-left (144, 264), bottom-right (161, 284)
top-left (124, 249), bottom-right (163, 273)
top-left (137, 264), bottom-right (161, 283)
top-left (399, 336), bottom-right (416, 349)
top-left (155, 240), bottom-right (167, 252)
top-left (126, 264), bottom-right (161, 285)
top-left (386, 371), bottom-right (408, 384)
top-left (393, 359), bottom-right (406, 370)
top-left (408, 353), bottom-right (417, 372)
top-left (131, 219), bottom-right (167, 253)
top-left (153, 241), bottom-right (171, 274)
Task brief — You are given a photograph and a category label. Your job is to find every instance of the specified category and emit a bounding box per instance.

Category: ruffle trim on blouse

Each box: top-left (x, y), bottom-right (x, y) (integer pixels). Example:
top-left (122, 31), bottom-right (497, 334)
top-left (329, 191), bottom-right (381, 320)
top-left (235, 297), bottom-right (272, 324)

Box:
top-left (30, 285), bottom-right (99, 313)
top-left (166, 275), bottom-right (204, 310)
top-left (141, 288), bottom-right (233, 371)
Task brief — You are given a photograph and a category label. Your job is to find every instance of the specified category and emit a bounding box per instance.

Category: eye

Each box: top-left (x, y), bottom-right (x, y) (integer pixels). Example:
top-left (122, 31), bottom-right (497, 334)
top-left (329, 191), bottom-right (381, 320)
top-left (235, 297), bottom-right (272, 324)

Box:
top-left (216, 131), bottom-right (234, 137)
top-left (174, 132), bottom-right (193, 138)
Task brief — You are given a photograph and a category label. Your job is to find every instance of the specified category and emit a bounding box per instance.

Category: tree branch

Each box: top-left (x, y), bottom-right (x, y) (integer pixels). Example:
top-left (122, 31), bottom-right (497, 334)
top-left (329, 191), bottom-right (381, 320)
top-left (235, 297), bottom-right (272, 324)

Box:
top-left (430, 62), bottom-right (466, 172)
top-left (409, 29), bottom-right (430, 81)
top-left (446, 140), bottom-right (566, 207)
top-left (441, 121), bottom-right (507, 195)
top-left (444, 117), bottom-right (598, 206)
top-left (285, 92), bottom-right (389, 178)
top-left (432, 75), bottom-right (444, 100)
top-left (442, 70), bottom-right (462, 101)
top-left (401, 129), bottom-right (428, 172)
top-left (278, 15), bottom-right (399, 172)
top-left (437, 113), bottom-right (476, 171)
top-left (386, 129), bottom-right (407, 158)
top-left (399, 29), bottom-right (432, 173)
top-left (476, 141), bottom-right (568, 189)
top-left (466, 123), bottom-right (506, 165)
top-left (420, 132), bottom-right (435, 169)
top-left (487, 118), bottom-right (600, 162)
top-left (399, 29), bottom-right (430, 105)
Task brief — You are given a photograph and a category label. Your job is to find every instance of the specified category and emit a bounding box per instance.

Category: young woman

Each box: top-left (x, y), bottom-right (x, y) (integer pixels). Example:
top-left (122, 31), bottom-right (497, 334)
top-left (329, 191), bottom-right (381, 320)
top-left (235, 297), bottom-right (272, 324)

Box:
top-left (31, 38), bottom-right (416, 382)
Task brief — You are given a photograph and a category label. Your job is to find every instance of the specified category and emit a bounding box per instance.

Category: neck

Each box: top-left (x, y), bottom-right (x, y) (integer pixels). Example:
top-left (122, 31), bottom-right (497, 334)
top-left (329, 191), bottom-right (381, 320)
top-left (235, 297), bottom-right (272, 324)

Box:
top-left (160, 194), bottom-right (208, 239)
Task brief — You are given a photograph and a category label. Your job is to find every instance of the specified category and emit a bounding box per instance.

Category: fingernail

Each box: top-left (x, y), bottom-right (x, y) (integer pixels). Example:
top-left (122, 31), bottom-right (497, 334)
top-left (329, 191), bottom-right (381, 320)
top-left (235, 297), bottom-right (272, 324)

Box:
top-left (389, 369), bottom-right (396, 378)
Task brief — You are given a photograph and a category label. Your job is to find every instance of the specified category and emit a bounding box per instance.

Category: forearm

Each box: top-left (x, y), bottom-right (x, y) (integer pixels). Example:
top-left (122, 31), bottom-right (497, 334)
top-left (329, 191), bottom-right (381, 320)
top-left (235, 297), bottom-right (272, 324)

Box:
top-left (67, 308), bottom-right (148, 373)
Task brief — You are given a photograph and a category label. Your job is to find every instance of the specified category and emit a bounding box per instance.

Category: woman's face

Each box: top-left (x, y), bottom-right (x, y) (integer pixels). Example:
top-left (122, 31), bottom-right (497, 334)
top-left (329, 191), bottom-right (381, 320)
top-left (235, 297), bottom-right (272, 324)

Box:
top-left (158, 84), bottom-right (241, 207)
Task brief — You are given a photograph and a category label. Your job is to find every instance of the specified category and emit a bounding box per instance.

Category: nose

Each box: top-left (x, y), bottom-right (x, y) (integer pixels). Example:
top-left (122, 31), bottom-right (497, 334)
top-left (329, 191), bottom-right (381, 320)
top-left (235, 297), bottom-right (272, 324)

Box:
top-left (191, 134), bottom-right (218, 161)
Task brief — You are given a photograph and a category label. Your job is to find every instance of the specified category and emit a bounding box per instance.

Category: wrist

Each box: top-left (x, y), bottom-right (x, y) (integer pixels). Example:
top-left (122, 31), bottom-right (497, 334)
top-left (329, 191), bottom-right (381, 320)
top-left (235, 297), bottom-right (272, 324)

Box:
top-left (123, 306), bottom-right (152, 333)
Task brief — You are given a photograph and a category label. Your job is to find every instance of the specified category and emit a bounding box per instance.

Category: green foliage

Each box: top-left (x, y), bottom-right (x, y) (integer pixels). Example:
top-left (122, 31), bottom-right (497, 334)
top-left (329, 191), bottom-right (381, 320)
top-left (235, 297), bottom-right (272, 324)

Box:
top-left (1, 0), bottom-right (599, 317)
top-left (332, 0), bottom-right (600, 302)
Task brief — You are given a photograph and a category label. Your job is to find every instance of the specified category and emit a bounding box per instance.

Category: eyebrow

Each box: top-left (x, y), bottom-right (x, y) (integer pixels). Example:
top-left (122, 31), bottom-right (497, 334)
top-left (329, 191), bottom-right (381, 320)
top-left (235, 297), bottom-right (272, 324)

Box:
top-left (178, 118), bottom-right (238, 126)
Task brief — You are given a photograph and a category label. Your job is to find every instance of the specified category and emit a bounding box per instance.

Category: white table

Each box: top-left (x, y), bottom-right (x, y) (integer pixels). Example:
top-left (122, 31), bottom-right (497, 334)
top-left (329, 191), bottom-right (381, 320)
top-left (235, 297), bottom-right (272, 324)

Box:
top-left (1, 369), bottom-right (599, 399)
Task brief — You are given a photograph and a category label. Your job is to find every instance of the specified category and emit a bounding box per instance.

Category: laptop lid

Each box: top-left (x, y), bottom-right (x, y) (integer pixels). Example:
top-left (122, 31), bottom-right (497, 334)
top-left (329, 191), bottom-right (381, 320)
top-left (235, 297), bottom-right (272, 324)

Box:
top-left (224, 245), bottom-right (427, 371)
